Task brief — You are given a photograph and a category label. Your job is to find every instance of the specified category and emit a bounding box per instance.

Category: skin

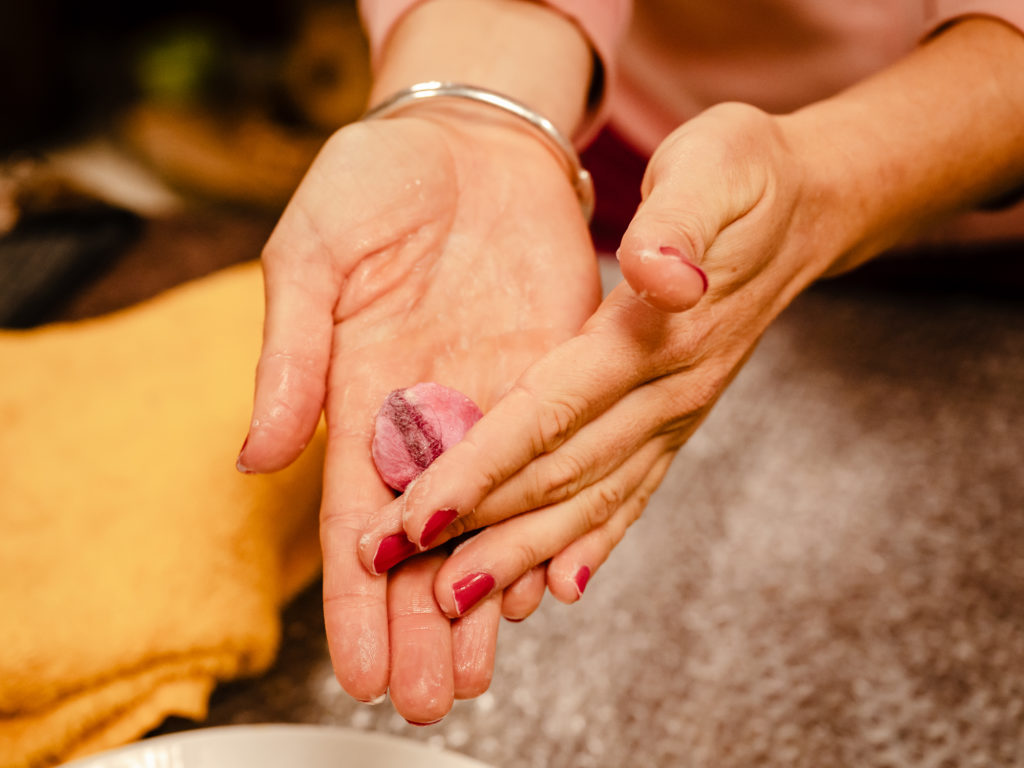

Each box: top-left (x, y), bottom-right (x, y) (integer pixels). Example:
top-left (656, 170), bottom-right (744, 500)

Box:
top-left (241, 0), bottom-right (1024, 721)
top-left (356, 16), bottom-right (1024, 618)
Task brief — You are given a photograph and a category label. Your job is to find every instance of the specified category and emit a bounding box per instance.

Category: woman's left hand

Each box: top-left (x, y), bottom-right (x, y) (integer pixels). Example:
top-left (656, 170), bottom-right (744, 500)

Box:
top-left (357, 101), bottom-right (845, 612)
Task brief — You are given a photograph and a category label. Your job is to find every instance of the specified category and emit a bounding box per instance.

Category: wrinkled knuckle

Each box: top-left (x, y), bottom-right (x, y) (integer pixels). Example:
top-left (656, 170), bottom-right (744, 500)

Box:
top-left (585, 483), bottom-right (624, 529)
top-left (537, 453), bottom-right (587, 506)
top-left (536, 395), bottom-right (585, 454)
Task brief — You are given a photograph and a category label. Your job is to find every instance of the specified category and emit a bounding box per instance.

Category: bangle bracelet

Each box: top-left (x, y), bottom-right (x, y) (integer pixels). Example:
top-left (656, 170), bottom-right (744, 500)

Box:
top-left (362, 81), bottom-right (595, 223)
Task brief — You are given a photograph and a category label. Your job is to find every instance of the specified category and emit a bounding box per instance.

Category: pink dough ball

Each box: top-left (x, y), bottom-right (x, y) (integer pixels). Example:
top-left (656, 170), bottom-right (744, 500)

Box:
top-left (371, 382), bottom-right (483, 493)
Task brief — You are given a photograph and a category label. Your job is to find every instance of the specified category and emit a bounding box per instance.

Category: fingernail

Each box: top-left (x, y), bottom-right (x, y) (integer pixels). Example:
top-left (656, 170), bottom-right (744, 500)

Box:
top-left (359, 692), bottom-right (387, 705)
top-left (406, 718), bottom-right (442, 727)
top-left (420, 508), bottom-right (458, 548)
top-left (574, 565), bottom-right (591, 597)
top-left (235, 435), bottom-right (254, 475)
top-left (660, 246), bottom-right (708, 293)
top-left (452, 572), bottom-right (495, 615)
top-left (372, 533), bottom-right (418, 574)
top-left (505, 616), bottom-right (526, 623)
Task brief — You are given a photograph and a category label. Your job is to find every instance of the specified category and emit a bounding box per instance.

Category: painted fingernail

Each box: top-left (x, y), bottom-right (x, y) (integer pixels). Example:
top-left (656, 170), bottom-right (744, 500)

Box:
top-left (372, 533), bottom-right (418, 574)
top-left (235, 435), bottom-right (254, 474)
top-left (660, 246), bottom-right (708, 293)
top-left (406, 718), bottom-right (443, 727)
top-left (420, 508), bottom-right (458, 547)
top-left (574, 565), bottom-right (592, 597)
top-left (452, 572), bottom-right (495, 616)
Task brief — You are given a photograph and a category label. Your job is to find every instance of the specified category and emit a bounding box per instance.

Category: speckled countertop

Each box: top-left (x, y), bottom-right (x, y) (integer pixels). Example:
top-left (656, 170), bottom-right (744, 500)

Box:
top-left (156, 254), bottom-right (1024, 768)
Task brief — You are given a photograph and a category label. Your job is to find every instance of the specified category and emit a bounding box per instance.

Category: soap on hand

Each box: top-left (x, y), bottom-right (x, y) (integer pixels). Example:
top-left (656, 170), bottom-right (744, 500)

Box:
top-left (371, 382), bottom-right (483, 493)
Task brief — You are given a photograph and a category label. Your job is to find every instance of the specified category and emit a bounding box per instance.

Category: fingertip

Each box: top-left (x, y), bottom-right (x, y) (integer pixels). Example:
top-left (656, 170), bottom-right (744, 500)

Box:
top-left (235, 434), bottom-right (256, 475)
top-left (364, 531), bottom-right (419, 575)
top-left (237, 412), bottom-right (317, 474)
top-left (452, 593), bottom-right (501, 699)
top-left (547, 561), bottom-right (594, 605)
top-left (416, 507), bottom-right (459, 549)
top-left (617, 243), bottom-right (708, 313)
top-left (325, 623), bottom-right (390, 703)
top-left (441, 571), bottom-right (496, 619)
top-left (501, 564), bottom-right (547, 621)
top-left (574, 565), bottom-right (591, 596)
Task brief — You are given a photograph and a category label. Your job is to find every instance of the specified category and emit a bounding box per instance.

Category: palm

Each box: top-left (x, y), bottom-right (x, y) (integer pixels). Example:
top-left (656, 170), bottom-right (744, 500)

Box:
top-left (316, 114), bottom-right (601, 423)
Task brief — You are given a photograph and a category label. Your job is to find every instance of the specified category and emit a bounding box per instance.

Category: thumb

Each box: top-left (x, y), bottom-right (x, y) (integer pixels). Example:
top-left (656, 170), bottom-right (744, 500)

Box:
top-left (616, 106), bottom-right (765, 313)
top-left (616, 192), bottom-right (711, 313)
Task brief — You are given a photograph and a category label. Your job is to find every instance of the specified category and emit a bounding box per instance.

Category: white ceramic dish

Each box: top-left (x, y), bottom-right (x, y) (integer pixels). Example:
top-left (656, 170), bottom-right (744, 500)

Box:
top-left (59, 724), bottom-right (494, 768)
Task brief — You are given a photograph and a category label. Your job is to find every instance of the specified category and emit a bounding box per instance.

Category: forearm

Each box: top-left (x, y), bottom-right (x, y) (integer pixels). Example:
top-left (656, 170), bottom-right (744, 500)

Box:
top-left (366, 0), bottom-right (594, 137)
top-left (787, 17), bottom-right (1024, 275)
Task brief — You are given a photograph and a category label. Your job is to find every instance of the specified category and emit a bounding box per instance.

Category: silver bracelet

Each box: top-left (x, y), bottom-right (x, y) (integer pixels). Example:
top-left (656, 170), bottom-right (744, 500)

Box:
top-left (362, 81), bottom-right (595, 223)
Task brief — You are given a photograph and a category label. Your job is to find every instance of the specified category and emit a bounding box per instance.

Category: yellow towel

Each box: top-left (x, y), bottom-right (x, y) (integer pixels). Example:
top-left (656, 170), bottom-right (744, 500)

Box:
top-left (0, 262), bottom-right (324, 768)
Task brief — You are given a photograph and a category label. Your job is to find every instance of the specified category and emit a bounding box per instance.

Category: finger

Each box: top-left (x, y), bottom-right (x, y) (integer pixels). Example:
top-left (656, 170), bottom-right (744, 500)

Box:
top-left (358, 496), bottom-right (419, 576)
top-left (238, 225), bottom-right (337, 473)
top-left (397, 292), bottom-right (673, 550)
top-left (458, 382), bottom-right (666, 535)
top-left (617, 104), bottom-right (770, 312)
top-left (547, 451), bottom-right (675, 604)
top-left (432, 439), bottom-right (671, 617)
top-left (451, 591), bottom-right (502, 699)
top-left (501, 564), bottom-right (547, 621)
top-left (386, 373), bottom-right (704, 557)
top-left (386, 550), bottom-right (455, 725)
top-left (321, 426), bottom-right (392, 703)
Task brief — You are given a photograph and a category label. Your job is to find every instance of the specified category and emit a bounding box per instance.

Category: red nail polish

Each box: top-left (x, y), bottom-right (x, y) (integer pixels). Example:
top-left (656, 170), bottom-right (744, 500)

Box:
top-left (660, 246), bottom-right (708, 293)
top-left (406, 719), bottom-right (442, 727)
top-left (372, 533), bottom-right (418, 573)
top-left (420, 508), bottom-right (458, 547)
top-left (574, 565), bottom-right (591, 597)
top-left (452, 572), bottom-right (495, 615)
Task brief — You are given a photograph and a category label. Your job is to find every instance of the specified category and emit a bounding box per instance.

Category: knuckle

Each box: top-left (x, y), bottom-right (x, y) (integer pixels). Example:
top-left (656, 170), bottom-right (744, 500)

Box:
top-left (536, 395), bottom-right (586, 454)
top-left (536, 452), bottom-right (588, 506)
top-left (507, 383), bottom-right (587, 456)
top-left (583, 482), bottom-right (624, 529)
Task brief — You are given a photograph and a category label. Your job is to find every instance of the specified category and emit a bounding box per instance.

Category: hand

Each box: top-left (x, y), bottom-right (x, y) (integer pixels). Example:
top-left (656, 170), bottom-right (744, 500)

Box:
top-left (237, 108), bottom-right (601, 706)
top-left (357, 102), bottom-right (842, 614)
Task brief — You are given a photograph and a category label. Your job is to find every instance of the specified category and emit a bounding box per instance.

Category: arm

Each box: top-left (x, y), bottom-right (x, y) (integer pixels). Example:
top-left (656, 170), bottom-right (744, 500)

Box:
top-left (794, 16), bottom-right (1024, 274)
top-left (365, 0), bottom-right (593, 135)
top-left (357, 17), bottom-right (1024, 615)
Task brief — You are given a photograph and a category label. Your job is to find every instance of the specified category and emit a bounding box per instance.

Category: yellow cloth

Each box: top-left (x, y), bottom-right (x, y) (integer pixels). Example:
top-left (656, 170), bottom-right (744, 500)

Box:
top-left (0, 262), bottom-right (325, 768)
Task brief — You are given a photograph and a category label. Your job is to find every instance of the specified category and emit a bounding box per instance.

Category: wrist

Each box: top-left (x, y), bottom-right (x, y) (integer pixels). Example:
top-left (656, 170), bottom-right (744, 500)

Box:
top-left (363, 82), bottom-right (593, 221)
top-left (369, 0), bottom-right (593, 138)
top-left (776, 106), bottom-right (882, 279)
top-left (779, 18), bottom-right (1024, 276)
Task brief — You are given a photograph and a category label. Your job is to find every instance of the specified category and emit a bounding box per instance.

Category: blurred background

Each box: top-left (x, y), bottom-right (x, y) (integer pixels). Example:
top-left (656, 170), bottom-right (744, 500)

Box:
top-left (0, 0), bottom-right (369, 327)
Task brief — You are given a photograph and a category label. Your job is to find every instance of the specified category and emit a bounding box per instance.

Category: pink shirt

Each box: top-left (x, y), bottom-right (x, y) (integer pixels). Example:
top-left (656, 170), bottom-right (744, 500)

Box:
top-left (360, 0), bottom-right (1024, 245)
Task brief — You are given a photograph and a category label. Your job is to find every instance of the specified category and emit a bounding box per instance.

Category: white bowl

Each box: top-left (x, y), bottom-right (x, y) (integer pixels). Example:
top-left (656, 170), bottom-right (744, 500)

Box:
top-left (59, 724), bottom-right (494, 768)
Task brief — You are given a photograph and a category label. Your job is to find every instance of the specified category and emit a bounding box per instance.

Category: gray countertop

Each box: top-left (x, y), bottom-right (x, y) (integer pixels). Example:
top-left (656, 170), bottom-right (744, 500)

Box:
top-left (157, 254), bottom-right (1024, 767)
